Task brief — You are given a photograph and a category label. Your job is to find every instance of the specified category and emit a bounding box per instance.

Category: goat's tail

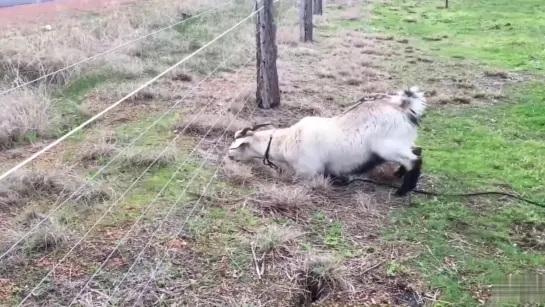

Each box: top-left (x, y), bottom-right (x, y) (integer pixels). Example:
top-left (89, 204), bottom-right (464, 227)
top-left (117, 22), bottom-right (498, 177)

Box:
top-left (397, 86), bottom-right (427, 118)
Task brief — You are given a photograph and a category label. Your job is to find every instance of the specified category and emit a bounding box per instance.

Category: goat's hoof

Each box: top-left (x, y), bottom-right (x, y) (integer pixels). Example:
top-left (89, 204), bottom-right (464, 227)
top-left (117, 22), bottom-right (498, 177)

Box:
top-left (394, 189), bottom-right (410, 197)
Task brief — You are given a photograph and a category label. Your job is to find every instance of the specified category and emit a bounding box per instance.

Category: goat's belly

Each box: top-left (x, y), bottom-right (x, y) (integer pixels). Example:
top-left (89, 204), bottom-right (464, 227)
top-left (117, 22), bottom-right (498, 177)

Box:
top-left (325, 153), bottom-right (382, 176)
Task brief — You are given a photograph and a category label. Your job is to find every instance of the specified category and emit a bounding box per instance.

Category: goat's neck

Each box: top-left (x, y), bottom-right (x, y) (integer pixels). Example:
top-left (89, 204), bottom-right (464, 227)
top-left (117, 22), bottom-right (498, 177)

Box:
top-left (253, 129), bottom-right (287, 163)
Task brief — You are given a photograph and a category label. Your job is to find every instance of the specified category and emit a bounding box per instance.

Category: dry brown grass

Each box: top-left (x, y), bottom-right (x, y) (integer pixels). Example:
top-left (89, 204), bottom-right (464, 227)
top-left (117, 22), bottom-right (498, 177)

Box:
top-left (1, 210), bottom-right (73, 256)
top-left (254, 224), bottom-right (303, 254)
top-left (361, 81), bottom-right (390, 93)
top-left (0, 86), bottom-right (53, 148)
top-left (276, 25), bottom-right (299, 46)
top-left (179, 112), bottom-right (250, 137)
top-left (120, 145), bottom-right (178, 168)
top-left (0, 168), bottom-right (111, 208)
top-left (253, 183), bottom-right (312, 216)
top-left (0, 0), bottom-right (254, 85)
top-left (221, 159), bottom-right (254, 185)
top-left (0, 0), bottom-right (287, 153)
top-left (80, 141), bottom-right (118, 162)
top-left (22, 217), bottom-right (72, 254)
top-left (304, 176), bottom-right (333, 191)
top-left (484, 69), bottom-right (509, 79)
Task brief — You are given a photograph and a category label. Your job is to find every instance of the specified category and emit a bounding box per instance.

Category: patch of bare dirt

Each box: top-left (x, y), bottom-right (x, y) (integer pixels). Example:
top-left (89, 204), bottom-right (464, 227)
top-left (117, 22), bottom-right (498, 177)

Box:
top-left (511, 222), bottom-right (545, 252)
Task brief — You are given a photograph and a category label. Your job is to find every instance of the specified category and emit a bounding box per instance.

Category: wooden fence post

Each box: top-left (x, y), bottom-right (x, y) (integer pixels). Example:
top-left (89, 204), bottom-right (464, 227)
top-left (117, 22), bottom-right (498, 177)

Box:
top-left (255, 0), bottom-right (280, 109)
top-left (299, 0), bottom-right (313, 42)
top-left (445, 0), bottom-right (449, 8)
top-left (313, 0), bottom-right (322, 15)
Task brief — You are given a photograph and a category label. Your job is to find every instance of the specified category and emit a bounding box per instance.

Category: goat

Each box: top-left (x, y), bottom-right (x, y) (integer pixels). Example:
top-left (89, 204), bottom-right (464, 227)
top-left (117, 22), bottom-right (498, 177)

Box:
top-left (227, 86), bottom-right (426, 196)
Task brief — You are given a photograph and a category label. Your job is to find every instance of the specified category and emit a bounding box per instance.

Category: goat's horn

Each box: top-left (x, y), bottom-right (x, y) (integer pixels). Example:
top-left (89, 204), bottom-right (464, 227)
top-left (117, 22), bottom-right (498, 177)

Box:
top-left (236, 127), bottom-right (253, 138)
top-left (250, 123), bottom-right (272, 131)
top-left (235, 123), bottom-right (272, 139)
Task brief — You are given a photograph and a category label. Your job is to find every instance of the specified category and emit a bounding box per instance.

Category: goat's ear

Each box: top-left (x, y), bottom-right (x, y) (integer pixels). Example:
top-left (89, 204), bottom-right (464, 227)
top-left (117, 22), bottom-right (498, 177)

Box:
top-left (234, 130), bottom-right (254, 139)
top-left (230, 140), bottom-right (249, 150)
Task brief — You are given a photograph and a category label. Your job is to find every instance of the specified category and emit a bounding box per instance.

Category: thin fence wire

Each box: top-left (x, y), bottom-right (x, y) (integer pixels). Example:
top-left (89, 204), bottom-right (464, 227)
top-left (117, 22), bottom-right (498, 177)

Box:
top-left (14, 11), bottom-right (265, 307)
top-left (67, 53), bottom-right (259, 306)
top-left (121, 42), bottom-right (292, 306)
top-left (0, 9), bottom-right (257, 262)
top-left (129, 81), bottom-right (262, 307)
top-left (0, 0), bottom-right (234, 96)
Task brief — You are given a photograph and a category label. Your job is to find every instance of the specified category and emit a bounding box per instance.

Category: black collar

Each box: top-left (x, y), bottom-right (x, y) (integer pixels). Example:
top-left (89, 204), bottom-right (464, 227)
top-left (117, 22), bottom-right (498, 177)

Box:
top-left (262, 135), bottom-right (278, 170)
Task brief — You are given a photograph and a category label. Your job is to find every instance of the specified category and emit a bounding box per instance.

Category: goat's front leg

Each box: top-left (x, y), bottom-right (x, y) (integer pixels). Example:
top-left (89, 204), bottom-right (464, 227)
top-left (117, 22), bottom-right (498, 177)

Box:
top-left (393, 146), bottom-right (422, 178)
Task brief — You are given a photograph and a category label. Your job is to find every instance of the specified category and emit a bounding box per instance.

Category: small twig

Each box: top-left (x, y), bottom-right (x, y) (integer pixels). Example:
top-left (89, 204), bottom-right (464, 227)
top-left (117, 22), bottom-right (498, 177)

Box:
top-left (424, 243), bottom-right (440, 263)
top-left (361, 259), bottom-right (387, 275)
top-left (422, 294), bottom-right (454, 305)
top-left (251, 242), bottom-right (262, 280)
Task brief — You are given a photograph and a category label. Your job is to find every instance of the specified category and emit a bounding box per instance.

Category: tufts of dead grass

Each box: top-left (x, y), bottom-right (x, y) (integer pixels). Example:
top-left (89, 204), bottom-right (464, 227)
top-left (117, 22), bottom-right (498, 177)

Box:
top-left (178, 112), bottom-right (250, 137)
top-left (361, 81), bottom-right (390, 93)
top-left (0, 86), bottom-right (53, 148)
top-left (0, 0), bottom-right (254, 86)
top-left (1, 211), bottom-right (73, 256)
top-left (360, 46), bottom-right (386, 56)
top-left (252, 184), bottom-right (312, 216)
top-left (220, 159), bottom-right (254, 185)
top-left (292, 253), bottom-right (354, 305)
top-left (23, 217), bottom-right (72, 254)
top-left (254, 224), bottom-right (303, 255)
top-left (120, 146), bottom-right (178, 168)
top-left (484, 69), bottom-right (509, 79)
top-left (0, 168), bottom-right (112, 207)
top-left (80, 141), bottom-right (118, 162)
top-left (303, 176), bottom-right (332, 192)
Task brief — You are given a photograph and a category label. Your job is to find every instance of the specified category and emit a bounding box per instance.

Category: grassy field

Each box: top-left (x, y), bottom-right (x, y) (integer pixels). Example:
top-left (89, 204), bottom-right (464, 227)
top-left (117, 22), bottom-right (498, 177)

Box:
top-left (368, 0), bottom-right (545, 305)
top-left (0, 0), bottom-right (544, 305)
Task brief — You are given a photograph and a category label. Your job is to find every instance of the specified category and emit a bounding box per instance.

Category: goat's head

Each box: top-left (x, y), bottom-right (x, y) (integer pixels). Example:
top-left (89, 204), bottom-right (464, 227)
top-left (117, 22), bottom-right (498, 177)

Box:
top-left (227, 123), bottom-right (272, 162)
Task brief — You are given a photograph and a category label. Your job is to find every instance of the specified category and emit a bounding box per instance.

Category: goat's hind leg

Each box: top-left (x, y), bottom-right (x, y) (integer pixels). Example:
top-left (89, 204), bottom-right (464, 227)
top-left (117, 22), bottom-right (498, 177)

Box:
top-left (375, 145), bottom-right (422, 196)
top-left (393, 146), bottom-right (422, 178)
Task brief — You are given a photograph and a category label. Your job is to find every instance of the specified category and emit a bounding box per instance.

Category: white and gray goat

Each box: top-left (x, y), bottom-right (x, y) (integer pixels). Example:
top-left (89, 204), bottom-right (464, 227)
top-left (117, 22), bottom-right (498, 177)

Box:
top-left (227, 86), bottom-right (426, 196)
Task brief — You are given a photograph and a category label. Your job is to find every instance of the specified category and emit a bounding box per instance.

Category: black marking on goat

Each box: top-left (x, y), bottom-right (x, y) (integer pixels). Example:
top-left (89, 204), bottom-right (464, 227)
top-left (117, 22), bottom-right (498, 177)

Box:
top-left (394, 147), bottom-right (422, 178)
top-left (406, 109), bottom-right (421, 127)
top-left (395, 157), bottom-right (422, 196)
top-left (404, 88), bottom-right (418, 98)
top-left (323, 154), bottom-right (386, 181)
top-left (349, 153), bottom-right (386, 175)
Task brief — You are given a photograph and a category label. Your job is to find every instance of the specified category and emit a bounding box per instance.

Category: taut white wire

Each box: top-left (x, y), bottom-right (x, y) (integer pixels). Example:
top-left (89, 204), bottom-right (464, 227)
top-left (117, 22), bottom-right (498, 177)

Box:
top-left (0, 0), bottom-right (234, 97)
top-left (67, 54), bottom-right (257, 306)
top-left (15, 12), bottom-right (264, 307)
top-left (133, 92), bottom-right (257, 306)
top-left (0, 12), bottom-right (255, 262)
top-left (0, 6), bottom-right (263, 183)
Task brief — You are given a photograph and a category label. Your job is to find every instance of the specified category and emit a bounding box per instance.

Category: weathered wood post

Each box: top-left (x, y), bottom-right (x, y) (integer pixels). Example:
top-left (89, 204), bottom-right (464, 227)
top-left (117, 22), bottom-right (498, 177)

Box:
top-left (445, 0), bottom-right (449, 8)
top-left (299, 0), bottom-right (313, 42)
top-left (255, 0), bottom-right (280, 109)
top-left (313, 0), bottom-right (322, 15)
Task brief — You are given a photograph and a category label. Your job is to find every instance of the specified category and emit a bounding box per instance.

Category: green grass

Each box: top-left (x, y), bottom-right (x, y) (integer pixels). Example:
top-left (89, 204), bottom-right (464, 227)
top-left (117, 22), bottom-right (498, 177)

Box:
top-left (362, 0), bottom-right (545, 305)
top-left (398, 88), bottom-right (545, 306)
top-left (371, 0), bottom-right (545, 71)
